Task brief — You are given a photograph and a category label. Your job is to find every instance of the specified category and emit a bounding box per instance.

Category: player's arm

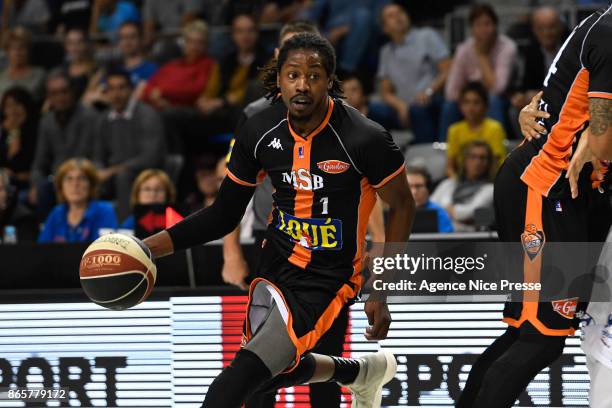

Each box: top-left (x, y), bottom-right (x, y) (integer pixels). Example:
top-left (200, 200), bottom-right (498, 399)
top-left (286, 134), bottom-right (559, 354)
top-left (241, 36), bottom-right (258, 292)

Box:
top-left (375, 170), bottom-right (415, 244)
top-left (143, 178), bottom-right (255, 258)
top-left (363, 171), bottom-right (414, 341)
top-left (588, 97), bottom-right (612, 160)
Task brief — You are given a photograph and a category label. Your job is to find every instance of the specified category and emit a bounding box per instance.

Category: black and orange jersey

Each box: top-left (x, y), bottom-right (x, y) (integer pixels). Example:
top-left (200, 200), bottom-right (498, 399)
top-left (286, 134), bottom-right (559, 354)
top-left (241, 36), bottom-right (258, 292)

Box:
top-left (227, 97), bottom-right (404, 283)
top-left (515, 4), bottom-right (612, 197)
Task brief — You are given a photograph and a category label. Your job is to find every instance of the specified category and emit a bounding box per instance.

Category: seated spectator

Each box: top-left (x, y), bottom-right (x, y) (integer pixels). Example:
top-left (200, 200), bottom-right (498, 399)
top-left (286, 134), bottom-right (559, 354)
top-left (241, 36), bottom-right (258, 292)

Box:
top-left (94, 69), bottom-right (165, 220)
top-left (511, 7), bottom-right (565, 110)
top-left (406, 166), bottom-right (453, 233)
top-left (0, 168), bottom-right (38, 242)
top-left (342, 74), bottom-right (395, 130)
top-left (29, 70), bottom-right (100, 215)
top-left (115, 21), bottom-right (158, 87)
top-left (211, 14), bottom-right (267, 111)
top-left (182, 154), bottom-right (222, 215)
top-left (377, 3), bottom-right (450, 142)
top-left (442, 4), bottom-right (517, 139)
top-left (431, 140), bottom-right (494, 232)
top-left (121, 169), bottom-right (176, 229)
top-left (143, 20), bottom-right (219, 109)
top-left (446, 82), bottom-right (506, 177)
top-left (1, 0), bottom-right (51, 34)
top-left (38, 158), bottom-right (117, 242)
top-left (62, 28), bottom-right (97, 99)
top-left (302, 0), bottom-right (373, 73)
top-left (90, 0), bottom-right (140, 39)
top-left (142, 0), bottom-right (201, 48)
top-left (0, 87), bottom-right (39, 191)
top-left (0, 27), bottom-right (46, 101)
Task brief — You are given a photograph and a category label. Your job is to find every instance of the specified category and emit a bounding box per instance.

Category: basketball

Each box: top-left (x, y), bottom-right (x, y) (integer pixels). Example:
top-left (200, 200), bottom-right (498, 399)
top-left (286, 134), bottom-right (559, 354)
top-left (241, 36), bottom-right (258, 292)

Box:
top-left (80, 233), bottom-right (157, 310)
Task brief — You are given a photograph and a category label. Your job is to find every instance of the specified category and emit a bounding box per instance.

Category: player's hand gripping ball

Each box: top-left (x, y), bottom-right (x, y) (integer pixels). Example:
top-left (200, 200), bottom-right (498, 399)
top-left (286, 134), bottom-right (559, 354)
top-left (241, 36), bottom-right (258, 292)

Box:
top-left (80, 233), bottom-right (156, 310)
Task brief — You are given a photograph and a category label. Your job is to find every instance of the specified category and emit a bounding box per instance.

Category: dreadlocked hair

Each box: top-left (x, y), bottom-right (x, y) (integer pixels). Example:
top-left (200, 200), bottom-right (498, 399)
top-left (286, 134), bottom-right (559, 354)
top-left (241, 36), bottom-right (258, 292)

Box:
top-left (261, 33), bottom-right (343, 102)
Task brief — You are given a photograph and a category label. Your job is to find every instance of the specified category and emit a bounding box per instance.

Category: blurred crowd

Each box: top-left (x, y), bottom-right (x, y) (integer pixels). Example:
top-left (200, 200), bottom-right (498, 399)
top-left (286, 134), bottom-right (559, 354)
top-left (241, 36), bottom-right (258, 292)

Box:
top-left (0, 0), bottom-right (608, 244)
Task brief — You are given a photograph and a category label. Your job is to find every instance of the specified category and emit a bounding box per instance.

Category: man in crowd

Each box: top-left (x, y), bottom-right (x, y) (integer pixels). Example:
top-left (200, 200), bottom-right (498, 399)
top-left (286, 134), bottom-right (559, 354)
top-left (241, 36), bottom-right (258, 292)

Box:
top-left (94, 70), bottom-right (165, 221)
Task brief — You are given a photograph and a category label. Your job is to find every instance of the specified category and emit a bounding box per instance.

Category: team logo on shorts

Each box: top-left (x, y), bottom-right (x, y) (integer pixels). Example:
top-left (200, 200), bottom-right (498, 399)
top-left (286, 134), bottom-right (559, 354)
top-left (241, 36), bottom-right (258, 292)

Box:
top-left (551, 297), bottom-right (579, 319)
top-left (521, 223), bottom-right (545, 261)
top-left (317, 160), bottom-right (351, 174)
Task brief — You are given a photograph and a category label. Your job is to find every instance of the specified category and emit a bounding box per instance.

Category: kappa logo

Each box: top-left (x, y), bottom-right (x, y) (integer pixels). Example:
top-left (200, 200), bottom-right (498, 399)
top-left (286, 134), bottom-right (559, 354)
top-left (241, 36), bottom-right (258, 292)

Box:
top-left (317, 160), bottom-right (351, 174)
top-left (551, 297), bottom-right (579, 319)
top-left (267, 138), bottom-right (283, 150)
top-left (521, 223), bottom-right (545, 261)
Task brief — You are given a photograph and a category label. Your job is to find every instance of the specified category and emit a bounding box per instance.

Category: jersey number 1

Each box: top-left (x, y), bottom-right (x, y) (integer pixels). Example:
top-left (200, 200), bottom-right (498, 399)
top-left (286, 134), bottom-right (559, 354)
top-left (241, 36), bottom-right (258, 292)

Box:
top-left (320, 197), bottom-right (329, 215)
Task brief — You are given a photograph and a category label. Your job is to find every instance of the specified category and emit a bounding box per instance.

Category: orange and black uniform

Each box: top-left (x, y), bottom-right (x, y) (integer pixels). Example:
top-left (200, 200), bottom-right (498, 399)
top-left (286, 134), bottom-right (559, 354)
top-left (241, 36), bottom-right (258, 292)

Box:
top-left (498, 4), bottom-right (612, 335)
top-left (458, 5), bottom-right (612, 407)
top-left (227, 97), bottom-right (404, 359)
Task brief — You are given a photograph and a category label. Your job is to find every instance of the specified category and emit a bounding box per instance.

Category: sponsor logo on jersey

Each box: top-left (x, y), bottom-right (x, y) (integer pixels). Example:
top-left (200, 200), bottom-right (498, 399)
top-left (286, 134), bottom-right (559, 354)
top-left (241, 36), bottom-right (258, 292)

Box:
top-left (276, 210), bottom-right (342, 250)
top-left (551, 297), bottom-right (579, 319)
top-left (267, 138), bottom-right (283, 150)
top-left (521, 223), bottom-right (545, 261)
top-left (317, 160), bottom-right (351, 174)
top-left (298, 146), bottom-right (304, 158)
top-left (281, 169), bottom-right (324, 190)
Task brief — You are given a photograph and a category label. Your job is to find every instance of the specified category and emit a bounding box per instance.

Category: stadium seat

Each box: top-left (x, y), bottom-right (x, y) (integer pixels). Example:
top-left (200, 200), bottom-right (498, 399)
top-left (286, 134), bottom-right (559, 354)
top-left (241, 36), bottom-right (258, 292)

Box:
top-left (404, 143), bottom-right (448, 183)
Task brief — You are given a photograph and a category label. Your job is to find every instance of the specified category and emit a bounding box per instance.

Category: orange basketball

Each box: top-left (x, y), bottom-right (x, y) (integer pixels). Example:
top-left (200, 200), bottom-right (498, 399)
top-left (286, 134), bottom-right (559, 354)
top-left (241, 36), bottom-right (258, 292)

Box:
top-left (80, 233), bottom-right (157, 310)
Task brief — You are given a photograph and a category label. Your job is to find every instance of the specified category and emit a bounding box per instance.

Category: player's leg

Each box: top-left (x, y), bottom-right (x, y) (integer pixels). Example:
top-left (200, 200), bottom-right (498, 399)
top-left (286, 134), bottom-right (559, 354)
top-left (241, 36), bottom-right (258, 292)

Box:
top-left (308, 304), bottom-right (350, 407)
top-left (471, 327), bottom-right (566, 408)
top-left (455, 326), bottom-right (519, 407)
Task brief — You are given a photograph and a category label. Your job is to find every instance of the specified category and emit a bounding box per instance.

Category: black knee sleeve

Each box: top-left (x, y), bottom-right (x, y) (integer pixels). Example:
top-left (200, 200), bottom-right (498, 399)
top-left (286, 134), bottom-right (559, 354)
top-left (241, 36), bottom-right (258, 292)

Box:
top-left (202, 349), bottom-right (272, 408)
top-left (256, 352), bottom-right (317, 394)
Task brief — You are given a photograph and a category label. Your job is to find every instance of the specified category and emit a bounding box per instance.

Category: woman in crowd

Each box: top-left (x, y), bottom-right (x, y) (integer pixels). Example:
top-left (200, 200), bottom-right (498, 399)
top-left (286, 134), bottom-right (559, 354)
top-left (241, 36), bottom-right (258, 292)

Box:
top-left (121, 169), bottom-right (176, 229)
top-left (441, 4), bottom-right (517, 139)
top-left (431, 140), bottom-right (495, 231)
top-left (142, 19), bottom-right (219, 110)
top-left (0, 27), bottom-right (46, 101)
top-left (62, 28), bottom-right (97, 99)
top-left (0, 86), bottom-right (38, 192)
top-left (38, 158), bottom-right (117, 242)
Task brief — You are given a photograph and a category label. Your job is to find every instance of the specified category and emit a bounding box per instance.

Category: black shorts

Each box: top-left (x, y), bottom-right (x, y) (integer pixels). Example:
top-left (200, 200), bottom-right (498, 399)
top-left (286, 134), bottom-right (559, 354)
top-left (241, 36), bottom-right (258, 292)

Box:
top-left (242, 239), bottom-right (359, 364)
top-left (494, 153), bottom-right (611, 335)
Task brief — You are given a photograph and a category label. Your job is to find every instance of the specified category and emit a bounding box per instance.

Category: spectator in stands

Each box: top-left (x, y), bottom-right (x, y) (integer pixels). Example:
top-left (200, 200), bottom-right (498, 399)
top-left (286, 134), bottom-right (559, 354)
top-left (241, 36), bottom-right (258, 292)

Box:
top-left (49, 0), bottom-right (92, 35)
top-left (62, 28), bottom-right (97, 99)
top-left (0, 168), bottom-right (38, 242)
top-left (431, 140), bottom-right (494, 232)
top-left (142, 0), bottom-right (202, 48)
top-left (377, 3), bottom-right (450, 142)
top-left (29, 70), bottom-right (100, 214)
top-left (442, 4), bottom-right (517, 139)
top-left (94, 69), bottom-right (165, 221)
top-left (511, 7), bottom-right (564, 110)
top-left (1, 0), bottom-right (51, 34)
top-left (0, 27), bottom-right (46, 102)
top-left (182, 154), bottom-right (223, 215)
top-left (115, 21), bottom-right (158, 87)
top-left (143, 20), bottom-right (219, 110)
top-left (302, 0), bottom-right (373, 73)
top-left (38, 158), bottom-right (117, 242)
top-left (120, 169), bottom-right (176, 229)
top-left (342, 74), bottom-right (395, 130)
top-left (406, 166), bottom-right (453, 233)
top-left (0, 87), bottom-right (39, 192)
top-left (446, 81), bottom-right (506, 177)
top-left (89, 0), bottom-right (140, 39)
top-left (211, 14), bottom-right (267, 111)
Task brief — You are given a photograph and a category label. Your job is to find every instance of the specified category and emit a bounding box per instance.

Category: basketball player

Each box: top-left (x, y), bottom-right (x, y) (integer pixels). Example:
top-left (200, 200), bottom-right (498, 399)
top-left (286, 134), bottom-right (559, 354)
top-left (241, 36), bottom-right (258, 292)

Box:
top-left (457, 4), bottom-right (612, 407)
top-left (519, 90), bottom-right (612, 407)
top-left (221, 21), bottom-right (385, 408)
top-left (143, 33), bottom-right (414, 407)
